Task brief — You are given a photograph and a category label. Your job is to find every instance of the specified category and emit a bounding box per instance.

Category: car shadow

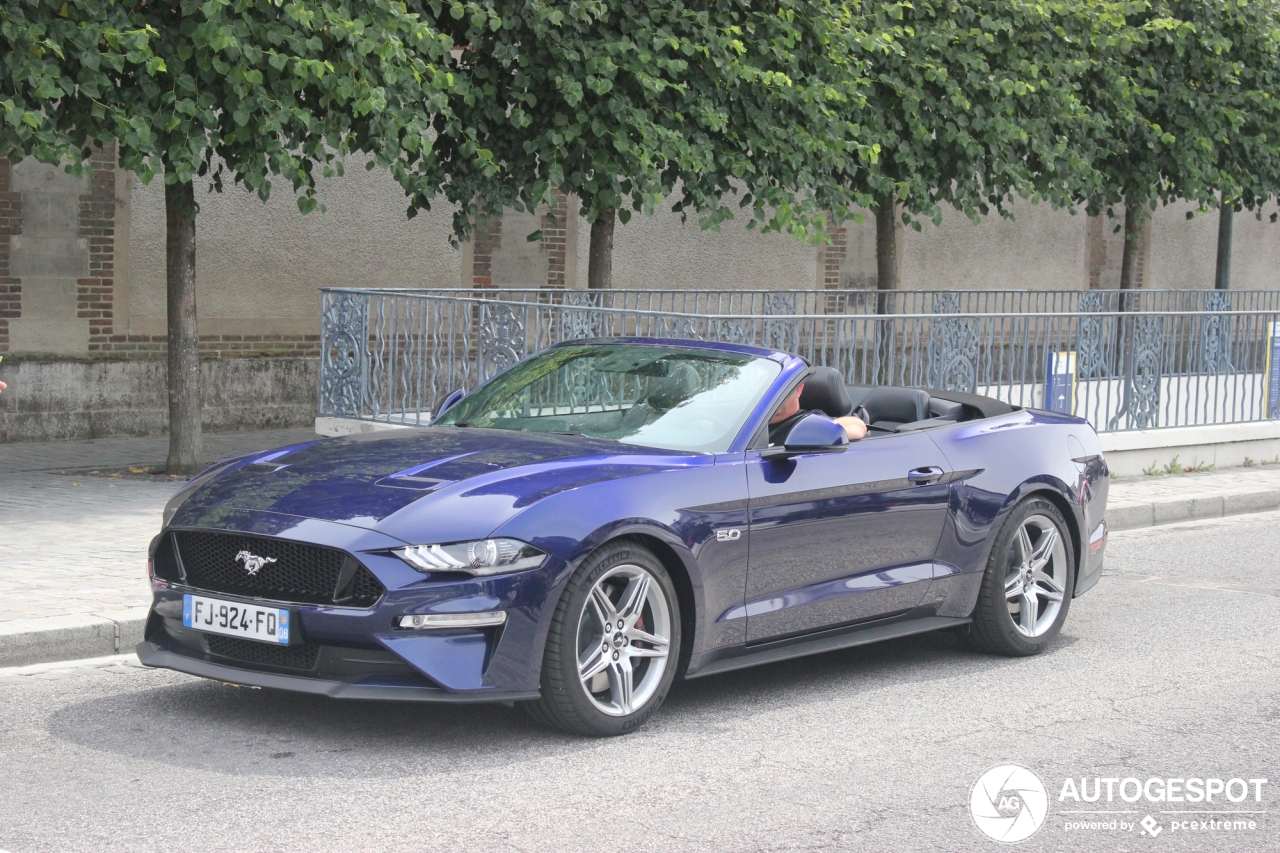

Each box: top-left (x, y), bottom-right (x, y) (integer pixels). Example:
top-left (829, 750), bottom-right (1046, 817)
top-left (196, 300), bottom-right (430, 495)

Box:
top-left (665, 629), bottom-right (1080, 721)
top-left (45, 630), bottom-right (1080, 777)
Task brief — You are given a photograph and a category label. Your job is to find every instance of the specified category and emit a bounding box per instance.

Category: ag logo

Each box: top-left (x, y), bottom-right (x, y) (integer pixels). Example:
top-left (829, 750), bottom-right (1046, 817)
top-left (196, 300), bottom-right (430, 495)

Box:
top-left (970, 764), bottom-right (1048, 843)
top-left (715, 528), bottom-right (741, 542)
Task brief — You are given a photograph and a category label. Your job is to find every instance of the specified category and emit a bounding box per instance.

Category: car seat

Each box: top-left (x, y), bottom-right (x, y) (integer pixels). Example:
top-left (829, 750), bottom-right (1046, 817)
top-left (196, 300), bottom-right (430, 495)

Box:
top-left (858, 387), bottom-right (931, 430)
top-left (798, 367), bottom-right (853, 417)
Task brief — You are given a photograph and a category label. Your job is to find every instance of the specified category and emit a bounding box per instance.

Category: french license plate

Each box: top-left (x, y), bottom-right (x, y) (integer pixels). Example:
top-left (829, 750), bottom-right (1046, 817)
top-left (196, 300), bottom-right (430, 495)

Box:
top-left (183, 594), bottom-right (290, 644)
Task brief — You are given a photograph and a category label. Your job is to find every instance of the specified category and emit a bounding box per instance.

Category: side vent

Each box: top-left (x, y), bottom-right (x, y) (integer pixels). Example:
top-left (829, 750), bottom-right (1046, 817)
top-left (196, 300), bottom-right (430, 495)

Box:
top-left (152, 533), bottom-right (184, 582)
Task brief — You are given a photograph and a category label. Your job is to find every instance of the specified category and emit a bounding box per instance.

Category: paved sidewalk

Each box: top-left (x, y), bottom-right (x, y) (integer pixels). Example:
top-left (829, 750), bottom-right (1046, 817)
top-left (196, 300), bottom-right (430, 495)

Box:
top-left (0, 428), bottom-right (315, 665)
top-left (0, 428), bottom-right (317, 474)
top-left (1106, 465), bottom-right (1280, 529)
top-left (2, 427), bottom-right (1280, 666)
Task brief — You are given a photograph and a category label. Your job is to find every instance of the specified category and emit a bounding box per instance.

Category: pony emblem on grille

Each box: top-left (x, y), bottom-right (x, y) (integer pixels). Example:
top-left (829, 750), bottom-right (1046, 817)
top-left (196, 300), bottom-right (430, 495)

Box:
top-left (235, 550), bottom-right (277, 576)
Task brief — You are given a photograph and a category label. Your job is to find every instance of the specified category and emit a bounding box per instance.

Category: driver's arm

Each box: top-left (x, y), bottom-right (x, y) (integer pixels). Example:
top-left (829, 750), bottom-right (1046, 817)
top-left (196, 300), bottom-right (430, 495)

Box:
top-left (833, 415), bottom-right (868, 441)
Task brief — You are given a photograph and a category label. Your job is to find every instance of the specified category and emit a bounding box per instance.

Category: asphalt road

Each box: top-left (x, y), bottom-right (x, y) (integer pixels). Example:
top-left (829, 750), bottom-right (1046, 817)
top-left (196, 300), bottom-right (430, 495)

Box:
top-left (1, 511), bottom-right (1277, 852)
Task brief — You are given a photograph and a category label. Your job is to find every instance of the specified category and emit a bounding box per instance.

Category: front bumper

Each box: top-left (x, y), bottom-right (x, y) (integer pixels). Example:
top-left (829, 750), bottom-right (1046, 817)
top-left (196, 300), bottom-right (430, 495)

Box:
top-left (141, 554), bottom-right (558, 701)
top-left (136, 641), bottom-right (539, 703)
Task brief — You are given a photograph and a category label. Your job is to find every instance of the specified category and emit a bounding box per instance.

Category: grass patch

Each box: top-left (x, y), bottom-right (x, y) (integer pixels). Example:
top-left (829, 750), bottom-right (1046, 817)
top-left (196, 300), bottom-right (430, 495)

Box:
top-left (1142, 455), bottom-right (1215, 476)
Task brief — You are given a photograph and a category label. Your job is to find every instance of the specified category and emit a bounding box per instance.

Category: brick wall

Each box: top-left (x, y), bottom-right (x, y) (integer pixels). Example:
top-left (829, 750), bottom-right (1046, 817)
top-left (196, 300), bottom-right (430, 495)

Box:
top-left (542, 190), bottom-right (569, 289)
top-left (470, 213), bottom-right (501, 288)
top-left (469, 196), bottom-right (573, 290)
top-left (90, 333), bottom-right (321, 358)
top-left (1087, 211), bottom-right (1150, 290)
top-left (821, 225), bottom-right (847, 290)
top-left (0, 155), bottom-right (20, 353)
top-left (1087, 214), bottom-right (1106, 290)
top-left (80, 142), bottom-right (117, 349)
top-left (820, 224), bottom-right (847, 311)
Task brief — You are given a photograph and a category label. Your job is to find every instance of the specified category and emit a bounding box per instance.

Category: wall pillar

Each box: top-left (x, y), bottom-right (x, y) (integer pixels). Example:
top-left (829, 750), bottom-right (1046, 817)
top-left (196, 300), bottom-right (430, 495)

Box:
top-left (542, 190), bottom-right (569, 289)
top-left (469, 213), bottom-right (500, 289)
top-left (0, 155), bottom-right (20, 353)
top-left (466, 191), bottom-right (579, 290)
top-left (1088, 209), bottom-right (1152, 289)
top-left (821, 225), bottom-right (847, 290)
top-left (818, 211), bottom-right (889, 294)
top-left (4, 147), bottom-right (119, 355)
top-left (81, 141), bottom-right (117, 350)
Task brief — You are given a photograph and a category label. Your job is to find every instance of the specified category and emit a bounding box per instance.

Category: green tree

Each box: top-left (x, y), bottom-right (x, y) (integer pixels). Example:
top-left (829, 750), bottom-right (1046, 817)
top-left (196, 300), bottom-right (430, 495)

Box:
top-left (427, 0), bottom-right (878, 288)
top-left (1, 0), bottom-right (491, 471)
top-left (847, 0), bottom-right (1121, 294)
top-left (1078, 0), bottom-right (1280, 291)
top-left (1199, 1), bottom-right (1280, 290)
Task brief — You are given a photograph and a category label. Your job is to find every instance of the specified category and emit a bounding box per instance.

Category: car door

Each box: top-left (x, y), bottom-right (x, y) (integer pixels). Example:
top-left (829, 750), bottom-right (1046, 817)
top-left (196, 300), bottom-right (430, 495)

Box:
top-left (743, 431), bottom-right (952, 642)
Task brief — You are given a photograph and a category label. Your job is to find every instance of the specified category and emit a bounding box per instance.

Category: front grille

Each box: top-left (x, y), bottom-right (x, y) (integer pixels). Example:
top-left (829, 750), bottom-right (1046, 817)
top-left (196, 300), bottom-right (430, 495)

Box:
top-left (173, 530), bottom-right (383, 607)
top-left (206, 635), bottom-right (320, 671)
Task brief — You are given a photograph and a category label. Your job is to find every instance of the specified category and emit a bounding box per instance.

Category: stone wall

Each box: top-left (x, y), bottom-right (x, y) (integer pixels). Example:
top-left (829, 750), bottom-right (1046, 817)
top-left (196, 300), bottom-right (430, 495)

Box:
top-left (123, 156), bottom-right (463, 355)
top-left (2, 147), bottom-right (1279, 443)
top-left (0, 357), bottom-right (317, 442)
top-left (0, 155), bottom-right (19, 353)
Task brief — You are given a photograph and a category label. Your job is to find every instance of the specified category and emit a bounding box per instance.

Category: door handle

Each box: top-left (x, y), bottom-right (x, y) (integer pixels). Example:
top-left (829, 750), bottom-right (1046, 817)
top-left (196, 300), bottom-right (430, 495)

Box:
top-left (908, 466), bottom-right (945, 485)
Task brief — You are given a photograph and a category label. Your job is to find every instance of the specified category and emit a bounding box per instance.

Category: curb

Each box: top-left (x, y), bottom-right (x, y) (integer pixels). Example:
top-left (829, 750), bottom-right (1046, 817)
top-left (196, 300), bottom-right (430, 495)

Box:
top-left (2, 490), bottom-right (1279, 669)
top-left (1107, 489), bottom-right (1280, 532)
top-left (0, 607), bottom-right (149, 668)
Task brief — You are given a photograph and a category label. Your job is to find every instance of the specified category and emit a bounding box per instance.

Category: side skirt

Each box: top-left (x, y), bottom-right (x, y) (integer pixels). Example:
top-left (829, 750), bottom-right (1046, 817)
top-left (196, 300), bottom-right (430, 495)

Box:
top-left (684, 615), bottom-right (971, 679)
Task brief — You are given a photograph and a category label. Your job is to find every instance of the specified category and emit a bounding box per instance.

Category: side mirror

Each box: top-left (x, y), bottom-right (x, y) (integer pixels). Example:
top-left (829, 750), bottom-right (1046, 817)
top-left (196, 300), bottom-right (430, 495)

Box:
top-left (435, 388), bottom-right (465, 418)
top-left (760, 413), bottom-right (849, 460)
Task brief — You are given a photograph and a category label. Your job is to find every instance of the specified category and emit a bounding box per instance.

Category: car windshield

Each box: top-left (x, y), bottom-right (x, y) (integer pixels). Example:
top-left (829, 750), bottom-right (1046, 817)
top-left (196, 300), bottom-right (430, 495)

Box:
top-left (434, 344), bottom-right (782, 453)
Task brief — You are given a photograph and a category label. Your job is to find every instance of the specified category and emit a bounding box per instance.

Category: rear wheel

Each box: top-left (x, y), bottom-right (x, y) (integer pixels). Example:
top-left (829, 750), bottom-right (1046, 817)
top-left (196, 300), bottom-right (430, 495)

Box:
top-left (965, 497), bottom-right (1075, 656)
top-left (526, 541), bottom-right (680, 736)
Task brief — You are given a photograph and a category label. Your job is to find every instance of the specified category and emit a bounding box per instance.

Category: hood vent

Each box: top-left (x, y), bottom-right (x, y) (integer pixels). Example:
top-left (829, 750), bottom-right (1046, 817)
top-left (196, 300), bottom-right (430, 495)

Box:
top-left (374, 474), bottom-right (455, 492)
top-left (373, 452), bottom-right (475, 491)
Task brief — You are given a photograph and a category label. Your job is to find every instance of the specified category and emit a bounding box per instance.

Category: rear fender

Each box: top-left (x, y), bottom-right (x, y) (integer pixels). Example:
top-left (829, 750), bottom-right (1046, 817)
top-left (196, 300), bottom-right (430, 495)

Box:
top-left (982, 476), bottom-right (1087, 595)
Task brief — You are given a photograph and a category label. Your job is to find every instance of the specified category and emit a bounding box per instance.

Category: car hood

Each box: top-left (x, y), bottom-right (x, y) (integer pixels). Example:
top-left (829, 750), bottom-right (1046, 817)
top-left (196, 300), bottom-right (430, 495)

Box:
top-left (173, 427), bottom-right (710, 542)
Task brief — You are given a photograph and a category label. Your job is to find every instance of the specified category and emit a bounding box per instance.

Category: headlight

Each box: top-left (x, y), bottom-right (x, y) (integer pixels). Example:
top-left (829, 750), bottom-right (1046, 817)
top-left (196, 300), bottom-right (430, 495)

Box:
top-left (393, 538), bottom-right (547, 576)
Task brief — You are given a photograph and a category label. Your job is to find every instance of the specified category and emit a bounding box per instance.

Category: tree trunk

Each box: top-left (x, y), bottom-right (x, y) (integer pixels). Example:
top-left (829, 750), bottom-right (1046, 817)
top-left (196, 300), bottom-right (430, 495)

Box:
top-left (587, 208), bottom-right (615, 290)
top-left (874, 190), bottom-right (898, 302)
top-left (165, 174), bottom-right (203, 474)
top-left (872, 191), bottom-right (899, 383)
top-left (1118, 201), bottom-right (1140, 292)
top-left (1215, 198), bottom-right (1233, 290)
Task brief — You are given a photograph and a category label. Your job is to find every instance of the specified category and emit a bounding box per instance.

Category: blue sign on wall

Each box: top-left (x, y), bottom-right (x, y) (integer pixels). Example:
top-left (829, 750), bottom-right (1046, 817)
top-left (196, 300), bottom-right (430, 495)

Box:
top-left (1045, 351), bottom-right (1076, 415)
top-left (1267, 321), bottom-right (1280, 419)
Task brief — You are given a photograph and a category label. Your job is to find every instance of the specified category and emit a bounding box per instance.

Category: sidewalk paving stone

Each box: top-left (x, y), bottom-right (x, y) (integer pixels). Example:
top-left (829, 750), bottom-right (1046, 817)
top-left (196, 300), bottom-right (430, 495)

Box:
top-left (0, 427), bottom-right (317, 474)
top-left (2, 428), bottom-right (1279, 666)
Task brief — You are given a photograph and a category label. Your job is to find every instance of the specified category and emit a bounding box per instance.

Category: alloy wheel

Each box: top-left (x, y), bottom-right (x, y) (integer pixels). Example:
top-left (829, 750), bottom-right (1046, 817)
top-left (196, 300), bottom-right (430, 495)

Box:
top-left (1003, 514), bottom-right (1068, 638)
top-left (575, 564), bottom-right (672, 716)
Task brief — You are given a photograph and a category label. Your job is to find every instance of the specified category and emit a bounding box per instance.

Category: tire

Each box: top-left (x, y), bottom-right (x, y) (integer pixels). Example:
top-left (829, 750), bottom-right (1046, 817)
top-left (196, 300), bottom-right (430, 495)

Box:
top-left (965, 497), bottom-right (1075, 656)
top-left (525, 540), bottom-right (681, 737)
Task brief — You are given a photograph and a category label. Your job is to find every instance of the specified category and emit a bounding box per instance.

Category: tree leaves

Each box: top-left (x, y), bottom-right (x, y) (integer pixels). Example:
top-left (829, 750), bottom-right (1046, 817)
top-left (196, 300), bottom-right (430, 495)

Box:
top-left (0, 0), bottom-right (494, 216)
top-left (420, 0), bottom-right (876, 244)
top-left (1077, 0), bottom-right (1280, 220)
top-left (4, 0), bottom-right (1278, 251)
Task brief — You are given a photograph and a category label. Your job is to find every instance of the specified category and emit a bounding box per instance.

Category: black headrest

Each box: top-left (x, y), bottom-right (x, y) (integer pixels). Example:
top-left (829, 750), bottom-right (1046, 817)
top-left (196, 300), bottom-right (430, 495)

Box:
top-left (861, 387), bottom-right (930, 425)
top-left (799, 367), bottom-right (853, 417)
top-left (647, 363), bottom-right (699, 410)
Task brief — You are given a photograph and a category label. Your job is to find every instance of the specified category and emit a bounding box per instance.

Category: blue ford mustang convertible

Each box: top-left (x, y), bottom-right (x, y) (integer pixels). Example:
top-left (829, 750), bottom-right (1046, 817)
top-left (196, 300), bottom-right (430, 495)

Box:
top-left (140, 338), bottom-right (1109, 736)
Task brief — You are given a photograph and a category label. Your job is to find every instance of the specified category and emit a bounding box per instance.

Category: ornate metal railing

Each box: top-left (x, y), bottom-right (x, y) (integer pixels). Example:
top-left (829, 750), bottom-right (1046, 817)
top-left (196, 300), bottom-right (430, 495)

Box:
top-left (348, 286), bottom-right (1280, 316)
top-left (319, 288), bottom-right (1280, 433)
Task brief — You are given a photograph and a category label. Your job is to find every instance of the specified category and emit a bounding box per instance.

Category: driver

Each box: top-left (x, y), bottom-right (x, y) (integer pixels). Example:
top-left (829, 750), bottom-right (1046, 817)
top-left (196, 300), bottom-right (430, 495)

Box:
top-left (768, 383), bottom-right (868, 445)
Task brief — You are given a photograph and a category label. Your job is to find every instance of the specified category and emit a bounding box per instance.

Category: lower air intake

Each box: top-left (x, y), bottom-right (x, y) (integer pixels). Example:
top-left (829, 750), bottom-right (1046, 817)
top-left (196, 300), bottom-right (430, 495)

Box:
top-left (206, 635), bottom-right (320, 671)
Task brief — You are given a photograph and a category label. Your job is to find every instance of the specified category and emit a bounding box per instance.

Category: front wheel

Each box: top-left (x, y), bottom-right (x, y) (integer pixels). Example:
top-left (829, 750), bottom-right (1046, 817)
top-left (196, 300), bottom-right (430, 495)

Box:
top-left (525, 541), bottom-right (681, 736)
top-left (965, 497), bottom-right (1075, 656)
